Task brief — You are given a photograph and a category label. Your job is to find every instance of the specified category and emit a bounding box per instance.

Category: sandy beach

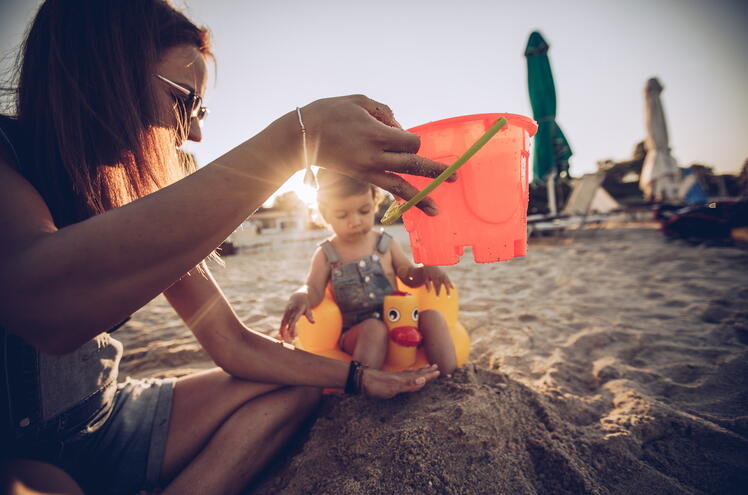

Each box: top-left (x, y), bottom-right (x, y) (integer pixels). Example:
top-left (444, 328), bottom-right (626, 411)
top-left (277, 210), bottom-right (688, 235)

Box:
top-left (116, 222), bottom-right (748, 494)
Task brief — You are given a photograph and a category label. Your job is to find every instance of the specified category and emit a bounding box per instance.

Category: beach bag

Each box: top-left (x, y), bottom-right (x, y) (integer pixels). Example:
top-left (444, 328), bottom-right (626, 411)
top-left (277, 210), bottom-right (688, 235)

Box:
top-left (660, 199), bottom-right (748, 241)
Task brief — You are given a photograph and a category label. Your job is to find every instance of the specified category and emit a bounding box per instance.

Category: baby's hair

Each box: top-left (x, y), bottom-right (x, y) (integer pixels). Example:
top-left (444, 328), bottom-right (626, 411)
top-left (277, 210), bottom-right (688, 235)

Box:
top-left (316, 169), bottom-right (381, 209)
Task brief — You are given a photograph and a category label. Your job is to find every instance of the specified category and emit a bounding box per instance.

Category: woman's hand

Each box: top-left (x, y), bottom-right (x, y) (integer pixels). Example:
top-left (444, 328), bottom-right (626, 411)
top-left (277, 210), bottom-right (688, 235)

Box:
top-left (279, 292), bottom-right (314, 342)
top-left (416, 266), bottom-right (454, 296)
top-left (302, 95), bottom-right (454, 216)
top-left (360, 365), bottom-right (440, 399)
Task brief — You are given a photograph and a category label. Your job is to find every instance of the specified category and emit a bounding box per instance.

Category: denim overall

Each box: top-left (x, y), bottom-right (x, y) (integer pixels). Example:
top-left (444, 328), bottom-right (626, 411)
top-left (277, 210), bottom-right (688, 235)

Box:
top-left (0, 118), bottom-right (123, 460)
top-left (321, 231), bottom-right (395, 329)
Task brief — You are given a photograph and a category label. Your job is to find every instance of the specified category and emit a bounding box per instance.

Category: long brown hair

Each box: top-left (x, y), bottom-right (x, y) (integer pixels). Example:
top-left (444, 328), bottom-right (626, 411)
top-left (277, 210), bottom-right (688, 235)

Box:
top-left (10, 0), bottom-right (211, 226)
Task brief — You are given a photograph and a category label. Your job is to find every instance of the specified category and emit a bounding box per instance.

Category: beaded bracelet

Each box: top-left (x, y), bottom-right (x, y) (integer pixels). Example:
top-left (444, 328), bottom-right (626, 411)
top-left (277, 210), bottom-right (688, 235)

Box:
top-left (345, 360), bottom-right (367, 394)
top-left (295, 107), bottom-right (317, 188)
top-left (355, 361), bottom-right (366, 394)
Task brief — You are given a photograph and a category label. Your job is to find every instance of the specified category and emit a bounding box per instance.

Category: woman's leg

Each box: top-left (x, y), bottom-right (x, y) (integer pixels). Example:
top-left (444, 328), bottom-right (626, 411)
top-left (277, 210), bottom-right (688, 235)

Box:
top-left (160, 368), bottom-right (320, 495)
top-left (340, 318), bottom-right (389, 369)
top-left (419, 310), bottom-right (457, 375)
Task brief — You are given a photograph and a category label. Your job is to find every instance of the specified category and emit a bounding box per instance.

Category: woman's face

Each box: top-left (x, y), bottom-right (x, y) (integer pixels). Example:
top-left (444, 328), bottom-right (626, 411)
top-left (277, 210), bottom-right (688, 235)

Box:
top-left (154, 44), bottom-right (208, 145)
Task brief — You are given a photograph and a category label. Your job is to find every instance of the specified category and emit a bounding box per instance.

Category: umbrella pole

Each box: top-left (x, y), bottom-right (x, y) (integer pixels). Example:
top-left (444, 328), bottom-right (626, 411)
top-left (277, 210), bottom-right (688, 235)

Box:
top-left (547, 172), bottom-right (558, 217)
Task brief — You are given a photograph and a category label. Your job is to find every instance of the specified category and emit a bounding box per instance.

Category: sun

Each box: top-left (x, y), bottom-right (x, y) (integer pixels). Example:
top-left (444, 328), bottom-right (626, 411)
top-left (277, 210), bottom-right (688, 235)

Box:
top-left (268, 167), bottom-right (318, 208)
top-left (290, 168), bottom-right (319, 206)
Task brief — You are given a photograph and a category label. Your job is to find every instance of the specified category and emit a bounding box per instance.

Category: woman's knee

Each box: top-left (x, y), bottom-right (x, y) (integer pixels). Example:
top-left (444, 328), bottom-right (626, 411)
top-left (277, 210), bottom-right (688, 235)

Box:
top-left (225, 386), bottom-right (320, 442)
top-left (287, 386), bottom-right (322, 414)
top-left (2, 460), bottom-right (84, 495)
top-left (262, 386), bottom-right (321, 423)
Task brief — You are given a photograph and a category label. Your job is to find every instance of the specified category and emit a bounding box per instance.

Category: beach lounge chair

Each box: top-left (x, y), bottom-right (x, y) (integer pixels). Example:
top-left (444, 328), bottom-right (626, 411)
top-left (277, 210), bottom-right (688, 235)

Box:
top-left (528, 172), bottom-right (619, 236)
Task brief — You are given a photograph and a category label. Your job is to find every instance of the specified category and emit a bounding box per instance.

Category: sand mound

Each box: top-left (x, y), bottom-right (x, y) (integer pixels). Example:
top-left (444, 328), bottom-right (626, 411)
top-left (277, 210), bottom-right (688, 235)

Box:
top-left (117, 224), bottom-right (748, 494)
top-left (251, 365), bottom-right (746, 495)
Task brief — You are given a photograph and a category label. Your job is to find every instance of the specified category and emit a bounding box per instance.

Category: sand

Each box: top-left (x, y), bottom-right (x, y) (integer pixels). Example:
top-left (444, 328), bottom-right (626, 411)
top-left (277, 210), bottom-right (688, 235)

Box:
top-left (116, 222), bottom-right (748, 494)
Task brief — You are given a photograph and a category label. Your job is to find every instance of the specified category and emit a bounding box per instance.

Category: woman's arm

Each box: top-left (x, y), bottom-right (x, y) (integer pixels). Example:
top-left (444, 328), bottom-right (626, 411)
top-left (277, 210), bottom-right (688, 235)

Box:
top-left (165, 264), bottom-right (438, 396)
top-left (165, 264), bottom-right (345, 386)
top-left (0, 121), bottom-right (291, 354)
top-left (0, 96), bottom-right (449, 354)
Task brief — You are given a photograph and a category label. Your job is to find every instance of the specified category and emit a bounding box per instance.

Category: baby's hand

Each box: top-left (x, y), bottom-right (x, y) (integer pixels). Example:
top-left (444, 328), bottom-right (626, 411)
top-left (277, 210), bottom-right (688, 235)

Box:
top-left (279, 293), bottom-right (315, 342)
top-left (418, 266), bottom-right (453, 296)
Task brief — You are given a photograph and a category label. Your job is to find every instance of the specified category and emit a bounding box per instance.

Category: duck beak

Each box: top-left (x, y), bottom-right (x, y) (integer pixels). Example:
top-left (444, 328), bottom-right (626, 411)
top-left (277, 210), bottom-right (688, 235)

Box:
top-left (389, 326), bottom-right (422, 347)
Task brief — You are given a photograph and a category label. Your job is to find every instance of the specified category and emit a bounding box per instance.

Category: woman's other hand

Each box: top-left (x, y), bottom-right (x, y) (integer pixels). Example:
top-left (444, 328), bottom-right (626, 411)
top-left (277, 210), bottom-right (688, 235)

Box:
top-left (360, 364), bottom-right (440, 399)
top-left (303, 95), bottom-right (454, 216)
top-left (279, 292), bottom-right (314, 342)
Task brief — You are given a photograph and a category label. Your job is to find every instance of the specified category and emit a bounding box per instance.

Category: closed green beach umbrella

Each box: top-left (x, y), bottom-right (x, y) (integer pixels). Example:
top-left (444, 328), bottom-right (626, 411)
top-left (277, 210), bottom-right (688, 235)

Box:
top-left (525, 31), bottom-right (572, 184)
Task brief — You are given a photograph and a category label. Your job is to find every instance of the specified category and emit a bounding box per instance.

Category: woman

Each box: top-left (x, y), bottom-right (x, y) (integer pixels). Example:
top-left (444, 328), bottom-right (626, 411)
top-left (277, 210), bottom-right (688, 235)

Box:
top-left (0, 1), bottom-right (449, 493)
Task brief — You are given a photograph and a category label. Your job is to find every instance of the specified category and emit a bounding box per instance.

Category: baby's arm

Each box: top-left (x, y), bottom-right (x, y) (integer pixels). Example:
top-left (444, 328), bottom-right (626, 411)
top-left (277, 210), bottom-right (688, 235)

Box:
top-left (391, 239), bottom-right (453, 295)
top-left (279, 247), bottom-right (330, 341)
top-left (301, 247), bottom-right (331, 307)
top-left (391, 239), bottom-right (419, 286)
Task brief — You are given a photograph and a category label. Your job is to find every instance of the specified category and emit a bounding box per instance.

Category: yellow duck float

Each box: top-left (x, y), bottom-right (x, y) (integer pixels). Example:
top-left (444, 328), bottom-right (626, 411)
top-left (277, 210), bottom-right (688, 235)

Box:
top-left (293, 280), bottom-right (470, 372)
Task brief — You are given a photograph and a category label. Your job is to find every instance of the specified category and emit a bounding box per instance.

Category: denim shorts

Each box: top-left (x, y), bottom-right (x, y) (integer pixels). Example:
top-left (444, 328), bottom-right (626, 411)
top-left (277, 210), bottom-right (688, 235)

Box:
top-left (56, 377), bottom-right (176, 494)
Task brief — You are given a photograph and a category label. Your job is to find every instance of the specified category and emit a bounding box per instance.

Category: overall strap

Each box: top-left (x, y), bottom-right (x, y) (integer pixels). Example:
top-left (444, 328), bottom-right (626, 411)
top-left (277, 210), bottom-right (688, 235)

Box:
top-left (375, 231), bottom-right (393, 254)
top-left (319, 240), bottom-right (341, 265)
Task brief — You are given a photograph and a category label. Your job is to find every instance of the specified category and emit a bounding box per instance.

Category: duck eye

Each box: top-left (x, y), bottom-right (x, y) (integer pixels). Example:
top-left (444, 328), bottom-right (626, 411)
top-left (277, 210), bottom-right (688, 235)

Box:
top-left (387, 309), bottom-right (400, 322)
top-left (412, 309), bottom-right (419, 321)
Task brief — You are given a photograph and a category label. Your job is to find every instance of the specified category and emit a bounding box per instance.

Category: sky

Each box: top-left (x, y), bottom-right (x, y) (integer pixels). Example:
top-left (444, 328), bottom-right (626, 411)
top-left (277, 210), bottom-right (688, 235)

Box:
top-left (2, 0), bottom-right (747, 205)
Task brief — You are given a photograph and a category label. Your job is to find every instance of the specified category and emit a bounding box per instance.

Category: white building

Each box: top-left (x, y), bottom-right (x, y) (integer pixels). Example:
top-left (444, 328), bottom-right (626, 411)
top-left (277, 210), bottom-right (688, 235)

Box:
top-left (229, 207), bottom-right (309, 247)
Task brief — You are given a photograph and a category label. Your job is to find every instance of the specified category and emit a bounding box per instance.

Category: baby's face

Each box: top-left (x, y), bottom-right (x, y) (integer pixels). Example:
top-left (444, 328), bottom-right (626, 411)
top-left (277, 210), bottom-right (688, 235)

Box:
top-left (323, 192), bottom-right (376, 241)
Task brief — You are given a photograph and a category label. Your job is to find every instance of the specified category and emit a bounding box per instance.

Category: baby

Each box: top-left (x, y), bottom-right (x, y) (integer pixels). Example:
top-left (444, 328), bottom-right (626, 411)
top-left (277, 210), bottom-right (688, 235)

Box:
top-left (280, 169), bottom-right (457, 374)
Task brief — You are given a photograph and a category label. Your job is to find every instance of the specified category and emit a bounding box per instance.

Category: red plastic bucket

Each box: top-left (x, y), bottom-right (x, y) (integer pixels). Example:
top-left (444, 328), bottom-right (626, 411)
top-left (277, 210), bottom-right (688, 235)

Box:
top-left (400, 113), bottom-right (537, 265)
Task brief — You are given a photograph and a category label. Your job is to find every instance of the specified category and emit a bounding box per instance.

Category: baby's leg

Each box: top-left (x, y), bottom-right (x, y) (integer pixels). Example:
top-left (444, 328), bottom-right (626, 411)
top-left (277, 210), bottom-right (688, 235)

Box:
top-left (341, 318), bottom-right (389, 369)
top-left (419, 310), bottom-right (457, 375)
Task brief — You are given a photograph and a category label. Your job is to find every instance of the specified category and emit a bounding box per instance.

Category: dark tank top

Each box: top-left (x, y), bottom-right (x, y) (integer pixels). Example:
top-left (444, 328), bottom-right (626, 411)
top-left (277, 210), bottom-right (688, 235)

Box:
top-left (0, 115), bottom-right (124, 458)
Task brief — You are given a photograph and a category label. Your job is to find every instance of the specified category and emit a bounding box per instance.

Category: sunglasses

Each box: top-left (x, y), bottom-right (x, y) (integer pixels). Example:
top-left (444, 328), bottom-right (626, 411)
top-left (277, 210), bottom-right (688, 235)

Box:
top-left (156, 74), bottom-right (208, 122)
